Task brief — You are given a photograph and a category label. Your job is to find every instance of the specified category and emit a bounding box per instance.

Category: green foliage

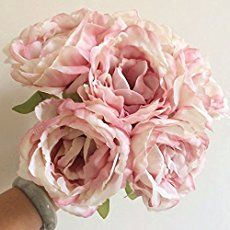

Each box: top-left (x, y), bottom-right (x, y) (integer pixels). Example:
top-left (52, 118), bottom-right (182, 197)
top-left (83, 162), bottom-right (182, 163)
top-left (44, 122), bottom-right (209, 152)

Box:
top-left (62, 92), bottom-right (82, 102)
top-left (12, 91), bottom-right (57, 114)
top-left (97, 199), bottom-right (110, 219)
top-left (125, 182), bottom-right (137, 200)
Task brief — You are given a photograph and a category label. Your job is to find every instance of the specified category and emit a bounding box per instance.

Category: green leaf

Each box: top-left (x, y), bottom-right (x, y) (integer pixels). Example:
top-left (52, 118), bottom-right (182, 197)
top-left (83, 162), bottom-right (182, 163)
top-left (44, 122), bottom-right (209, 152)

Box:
top-left (12, 91), bottom-right (56, 114)
top-left (97, 199), bottom-right (110, 219)
top-left (63, 92), bottom-right (82, 102)
top-left (125, 182), bottom-right (137, 200)
top-left (38, 91), bottom-right (58, 100)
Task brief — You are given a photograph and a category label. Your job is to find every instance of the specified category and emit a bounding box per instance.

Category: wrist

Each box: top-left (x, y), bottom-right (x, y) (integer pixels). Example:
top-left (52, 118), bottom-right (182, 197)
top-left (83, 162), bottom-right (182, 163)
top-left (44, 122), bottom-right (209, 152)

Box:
top-left (13, 177), bottom-right (57, 230)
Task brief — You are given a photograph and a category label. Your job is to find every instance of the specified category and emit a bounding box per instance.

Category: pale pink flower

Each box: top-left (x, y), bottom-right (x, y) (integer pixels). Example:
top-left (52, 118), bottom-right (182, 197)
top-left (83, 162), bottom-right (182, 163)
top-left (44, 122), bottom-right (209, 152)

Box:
top-left (7, 8), bottom-right (125, 94)
top-left (129, 118), bottom-right (209, 210)
top-left (77, 11), bottom-right (228, 124)
top-left (18, 98), bottom-right (130, 217)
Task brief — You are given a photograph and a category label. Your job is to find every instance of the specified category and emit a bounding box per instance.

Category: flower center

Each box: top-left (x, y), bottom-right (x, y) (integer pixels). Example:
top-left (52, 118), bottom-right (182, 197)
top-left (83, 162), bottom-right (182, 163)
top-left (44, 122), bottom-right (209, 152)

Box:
top-left (50, 127), bottom-right (97, 185)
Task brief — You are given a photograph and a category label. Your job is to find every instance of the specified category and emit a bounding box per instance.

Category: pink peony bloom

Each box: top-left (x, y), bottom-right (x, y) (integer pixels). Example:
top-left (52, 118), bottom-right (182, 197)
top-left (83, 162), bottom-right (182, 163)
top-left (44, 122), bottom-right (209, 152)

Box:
top-left (128, 118), bottom-right (209, 210)
top-left (7, 8), bottom-right (121, 94)
top-left (7, 9), bottom-right (227, 122)
top-left (77, 11), bottom-right (228, 124)
top-left (18, 98), bottom-right (130, 217)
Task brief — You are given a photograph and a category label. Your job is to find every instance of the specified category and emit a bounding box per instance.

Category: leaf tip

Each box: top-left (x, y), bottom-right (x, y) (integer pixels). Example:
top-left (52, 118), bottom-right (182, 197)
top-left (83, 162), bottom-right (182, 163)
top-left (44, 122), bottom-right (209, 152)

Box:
top-left (97, 199), bottom-right (110, 219)
top-left (125, 182), bottom-right (138, 200)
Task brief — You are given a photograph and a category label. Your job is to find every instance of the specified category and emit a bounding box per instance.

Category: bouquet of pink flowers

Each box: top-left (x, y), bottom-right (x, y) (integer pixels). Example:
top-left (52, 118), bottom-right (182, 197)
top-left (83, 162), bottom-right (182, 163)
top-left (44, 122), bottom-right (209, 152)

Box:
top-left (6, 8), bottom-right (228, 218)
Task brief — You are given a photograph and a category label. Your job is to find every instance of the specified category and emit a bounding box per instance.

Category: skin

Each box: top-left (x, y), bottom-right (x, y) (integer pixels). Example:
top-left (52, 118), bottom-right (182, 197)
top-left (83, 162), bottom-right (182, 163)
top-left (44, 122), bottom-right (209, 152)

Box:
top-left (0, 187), bottom-right (43, 230)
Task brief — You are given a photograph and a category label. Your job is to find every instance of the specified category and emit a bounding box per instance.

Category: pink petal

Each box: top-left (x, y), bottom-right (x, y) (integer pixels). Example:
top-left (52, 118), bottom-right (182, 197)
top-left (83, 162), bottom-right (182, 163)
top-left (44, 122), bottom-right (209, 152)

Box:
top-left (35, 98), bottom-right (62, 121)
top-left (112, 67), bottom-right (130, 90)
top-left (50, 65), bottom-right (89, 75)
top-left (114, 89), bottom-right (145, 105)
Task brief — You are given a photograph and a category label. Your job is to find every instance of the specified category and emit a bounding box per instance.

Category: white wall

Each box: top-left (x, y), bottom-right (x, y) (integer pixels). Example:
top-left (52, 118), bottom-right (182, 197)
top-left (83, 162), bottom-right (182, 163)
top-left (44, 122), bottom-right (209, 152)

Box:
top-left (0, 1), bottom-right (229, 229)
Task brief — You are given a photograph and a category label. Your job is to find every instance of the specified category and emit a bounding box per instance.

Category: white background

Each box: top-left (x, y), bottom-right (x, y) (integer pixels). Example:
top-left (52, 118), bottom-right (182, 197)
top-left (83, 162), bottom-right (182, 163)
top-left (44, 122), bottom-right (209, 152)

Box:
top-left (0, 1), bottom-right (230, 229)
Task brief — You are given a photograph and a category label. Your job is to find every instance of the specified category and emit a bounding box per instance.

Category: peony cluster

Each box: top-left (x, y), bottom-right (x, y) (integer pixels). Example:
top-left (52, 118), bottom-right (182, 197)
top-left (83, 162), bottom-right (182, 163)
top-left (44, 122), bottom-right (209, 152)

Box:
top-left (7, 8), bottom-right (228, 217)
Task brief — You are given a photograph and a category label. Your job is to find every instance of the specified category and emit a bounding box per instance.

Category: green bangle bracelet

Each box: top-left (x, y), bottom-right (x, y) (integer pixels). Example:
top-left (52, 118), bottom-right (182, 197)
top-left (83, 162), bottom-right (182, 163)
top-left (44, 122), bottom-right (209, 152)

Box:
top-left (13, 177), bottom-right (57, 230)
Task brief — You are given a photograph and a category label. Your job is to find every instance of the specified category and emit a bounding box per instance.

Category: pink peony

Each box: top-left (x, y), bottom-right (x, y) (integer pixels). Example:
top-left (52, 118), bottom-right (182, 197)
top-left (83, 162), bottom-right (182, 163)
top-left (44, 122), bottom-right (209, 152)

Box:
top-left (7, 8), bottom-right (119, 93)
top-left (18, 98), bottom-right (130, 217)
top-left (77, 12), bottom-right (228, 124)
top-left (129, 119), bottom-right (209, 210)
